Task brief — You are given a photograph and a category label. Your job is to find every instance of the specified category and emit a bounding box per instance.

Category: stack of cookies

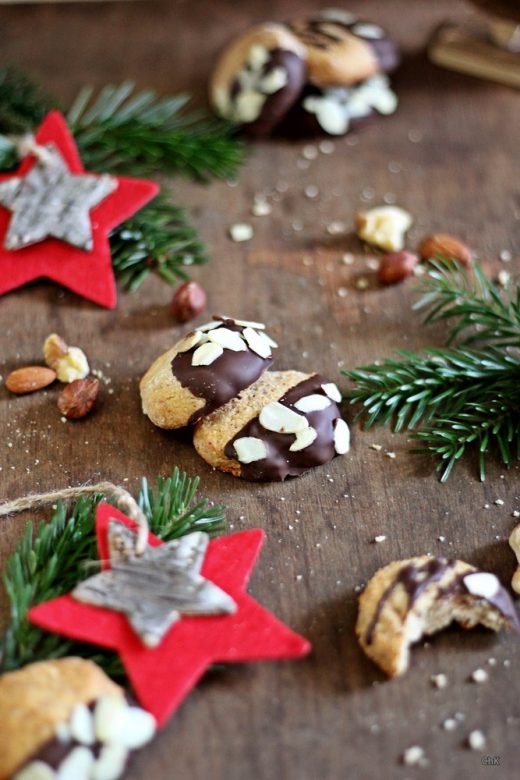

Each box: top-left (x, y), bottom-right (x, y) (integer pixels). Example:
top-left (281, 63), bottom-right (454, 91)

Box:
top-left (209, 8), bottom-right (400, 137)
top-left (140, 316), bottom-right (349, 481)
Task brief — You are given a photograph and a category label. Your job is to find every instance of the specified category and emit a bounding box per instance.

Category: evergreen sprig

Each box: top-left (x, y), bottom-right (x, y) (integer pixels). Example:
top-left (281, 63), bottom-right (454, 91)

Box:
top-left (0, 468), bottom-right (226, 675)
top-left (110, 194), bottom-right (206, 291)
top-left (343, 261), bottom-right (520, 481)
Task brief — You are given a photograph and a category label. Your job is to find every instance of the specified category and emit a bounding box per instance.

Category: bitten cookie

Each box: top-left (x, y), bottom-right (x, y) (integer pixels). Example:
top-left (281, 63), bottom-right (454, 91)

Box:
top-left (210, 23), bottom-right (307, 136)
top-left (356, 557), bottom-right (519, 678)
top-left (286, 8), bottom-right (400, 87)
top-left (193, 371), bottom-right (349, 481)
top-left (140, 317), bottom-right (277, 428)
top-left (281, 74), bottom-right (398, 137)
top-left (0, 657), bottom-right (156, 780)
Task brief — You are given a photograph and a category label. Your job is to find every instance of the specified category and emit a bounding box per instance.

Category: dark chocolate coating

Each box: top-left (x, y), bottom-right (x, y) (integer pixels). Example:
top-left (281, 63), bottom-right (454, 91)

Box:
top-left (171, 320), bottom-right (273, 424)
top-left (365, 559), bottom-right (519, 645)
top-left (225, 374), bottom-right (343, 481)
top-left (231, 48), bottom-right (307, 137)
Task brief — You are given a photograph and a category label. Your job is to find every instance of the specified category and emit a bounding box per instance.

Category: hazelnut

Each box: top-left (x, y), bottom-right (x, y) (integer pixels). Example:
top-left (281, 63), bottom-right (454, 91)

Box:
top-left (57, 378), bottom-right (99, 419)
top-left (418, 234), bottom-right (473, 267)
top-left (171, 281), bottom-right (207, 322)
top-left (378, 251), bottom-right (419, 285)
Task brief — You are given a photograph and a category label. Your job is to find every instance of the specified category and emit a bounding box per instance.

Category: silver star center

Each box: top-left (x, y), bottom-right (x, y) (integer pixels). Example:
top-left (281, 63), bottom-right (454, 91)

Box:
top-left (72, 521), bottom-right (237, 648)
top-left (0, 144), bottom-right (117, 251)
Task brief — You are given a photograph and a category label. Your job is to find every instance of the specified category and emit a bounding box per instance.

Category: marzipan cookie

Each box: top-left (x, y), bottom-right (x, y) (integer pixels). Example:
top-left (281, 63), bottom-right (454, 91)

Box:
top-left (356, 557), bottom-right (519, 677)
top-left (210, 23), bottom-right (307, 136)
top-left (286, 8), bottom-right (400, 87)
top-left (140, 316), bottom-right (277, 428)
top-left (193, 371), bottom-right (349, 481)
top-left (0, 657), bottom-right (156, 780)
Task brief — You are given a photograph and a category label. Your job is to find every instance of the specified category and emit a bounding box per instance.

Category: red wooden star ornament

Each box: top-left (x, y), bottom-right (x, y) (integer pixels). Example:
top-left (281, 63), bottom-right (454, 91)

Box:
top-left (0, 112), bottom-right (159, 308)
top-left (29, 503), bottom-right (311, 727)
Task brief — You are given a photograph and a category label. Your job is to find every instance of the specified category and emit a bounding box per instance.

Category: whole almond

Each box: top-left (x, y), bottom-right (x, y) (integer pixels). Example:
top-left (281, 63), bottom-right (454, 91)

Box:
top-left (57, 378), bottom-right (99, 419)
top-left (378, 251), bottom-right (419, 285)
top-left (5, 366), bottom-right (56, 395)
top-left (418, 234), bottom-right (473, 267)
top-left (171, 281), bottom-right (207, 322)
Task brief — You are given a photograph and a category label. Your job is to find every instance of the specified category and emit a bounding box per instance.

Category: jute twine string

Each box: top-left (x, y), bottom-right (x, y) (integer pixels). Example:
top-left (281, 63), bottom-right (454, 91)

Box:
top-left (0, 482), bottom-right (150, 555)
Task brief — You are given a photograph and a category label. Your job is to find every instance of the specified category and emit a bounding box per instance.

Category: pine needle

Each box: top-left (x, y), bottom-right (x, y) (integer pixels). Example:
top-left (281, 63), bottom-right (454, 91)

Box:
top-left (343, 261), bottom-right (520, 481)
top-left (0, 468), bottom-right (226, 675)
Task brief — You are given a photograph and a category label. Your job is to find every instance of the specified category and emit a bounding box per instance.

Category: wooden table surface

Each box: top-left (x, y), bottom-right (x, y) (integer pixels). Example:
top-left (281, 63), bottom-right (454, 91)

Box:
top-left (1, 1), bottom-right (519, 778)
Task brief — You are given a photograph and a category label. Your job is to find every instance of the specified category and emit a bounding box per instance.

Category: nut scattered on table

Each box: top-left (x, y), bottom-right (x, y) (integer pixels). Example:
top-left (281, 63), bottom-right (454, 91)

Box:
top-left (378, 250), bottom-right (418, 285)
top-left (43, 333), bottom-right (89, 383)
top-left (508, 523), bottom-right (520, 594)
top-left (5, 366), bottom-right (56, 395)
top-left (171, 281), bottom-right (207, 323)
top-left (57, 378), bottom-right (99, 420)
top-left (355, 205), bottom-right (413, 252)
top-left (418, 233), bottom-right (473, 267)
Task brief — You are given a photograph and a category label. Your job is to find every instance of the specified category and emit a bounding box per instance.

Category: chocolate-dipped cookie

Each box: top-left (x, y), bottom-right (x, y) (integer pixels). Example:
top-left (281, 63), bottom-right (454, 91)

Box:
top-left (210, 23), bottom-right (307, 136)
top-left (286, 8), bottom-right (400, 87)
top-left (140, 316), bottom-right (277, 429)
top-left (0, 658), bottom-right (156, 780)
top-left (356, 557), bottom-right (519, 678)
top-left (280, 74), bottom-right (398, 137)
top-left (193, 371), bottom-right (349, 481)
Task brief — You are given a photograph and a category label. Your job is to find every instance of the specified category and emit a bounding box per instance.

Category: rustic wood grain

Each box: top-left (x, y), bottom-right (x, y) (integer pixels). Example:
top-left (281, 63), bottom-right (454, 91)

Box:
top-left (0, 1), bottom-right (519, 779)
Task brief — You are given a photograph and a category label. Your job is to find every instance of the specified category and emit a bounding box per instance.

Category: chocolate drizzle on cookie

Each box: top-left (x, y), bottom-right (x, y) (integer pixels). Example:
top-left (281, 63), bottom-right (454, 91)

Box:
top-left (225, 374), bottom-right (344, 481)
top-left (171, 319), bottom-right (274, 424)
top-left (365, 558), bottom-right (519, 645)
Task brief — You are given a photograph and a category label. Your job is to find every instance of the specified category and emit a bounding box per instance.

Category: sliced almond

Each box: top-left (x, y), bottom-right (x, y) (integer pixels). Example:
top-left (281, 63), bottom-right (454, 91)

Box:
top-left (69, 703), bottom-right (95, 745)
top-left (233, 318), bottom-right (266, 330)
top-left (321, 382), bottom-right (342, 403)
top-left (175, 330), bottom-right (203, 353)
top-left (56, 745), bottom-right (94, 780)
top-left (259, 401), bottom-right (308, 434)
top-left (294, 394), bottom-right (332, 413)
top-left (242, 327), bottom-right (272, 358)
top-left (94, 695), bottom-right (128, 744)
top-left (463, 572), bottom-right (500, 600)
top-left (91, 745), bottom-right (128, 780)
top-left (333, 418), bottom-right (350, 454)
top-left (207, 327), bottom-right (247, 351)
top-left (289, 427), bottom-right (318, 452)
top-left (234, 436), bottom-right (268, 463)
top-left (117, 707), bottom-right (156, 749)
top-left (13, 762), bottom-right (57, 780)
top-left (196, 321), bottom-right (222, 332)
top-left (191, 342), bottom-right (224, 366)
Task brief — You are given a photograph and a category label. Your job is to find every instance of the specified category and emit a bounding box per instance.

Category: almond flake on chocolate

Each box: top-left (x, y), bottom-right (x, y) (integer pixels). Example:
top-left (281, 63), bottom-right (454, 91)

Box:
top-left (463, 572), bottom-right (500, 600)
top-left (196, 321), bottom-right (222, 332)
top-left (175, 330), bottom-right (204, 353)
top-left (321, 382), bottom-right (342, 402)
top-left (260, 67), bottom-right (288, 95)
top-left (333, 418), bottom-right (350, 454)
top-left (94, 696), bottom-right (128, 744)
top-left (234, 436), bottom-right (268, 463)
top-left (289, 427), bottom-right (318, 452)
top-left (92, 744), bottom-right (128, 780)
top-left (207, 326), bottom-right (247, 352)
top-left (13, 762), bottom-right (56, 780)
top-left (233, 318), bottom-right (266, 330)
top-left (242, 327), bottom-right (272, 358)
top-left (351, 22), bottom-right (384, 39)
top-left (117, 707), bottom-right (156, 749)
top-left (69, 703), bottom-right (95, 746)
top-left (191, 341), bottom-right (224, 366)
top-left (294, 394), bottom-right (332, 413)
top-left (57, 746), bottom-right (94, 778)
top-left (259, 401), bottom-right (309, 434)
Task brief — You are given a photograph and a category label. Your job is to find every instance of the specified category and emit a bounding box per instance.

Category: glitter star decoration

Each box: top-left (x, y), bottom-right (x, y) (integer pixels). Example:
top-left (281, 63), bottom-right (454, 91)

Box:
top-left (29, 503), bottom-right (311, 726)
top-left (0, 145), bottom-right (118, 251)
top-left (73, 522), bottom-right (237, 648)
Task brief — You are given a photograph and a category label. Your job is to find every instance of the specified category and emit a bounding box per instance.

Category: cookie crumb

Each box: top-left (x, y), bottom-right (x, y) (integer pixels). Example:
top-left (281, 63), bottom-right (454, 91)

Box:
top-left (430, 673), bottom-right (448, 689)
top-left (442, 718), bottom-right (458, 731)
top-left (304, 185), bottom-right (319, 199)
top-left (467, 730), bottom-right (486, 751)
top-left (341, 253), bottom-right (354, 265)
top-left (513, 510), bottom-right (520, 518)
top-left (402, 746), bottom-right (426, 766)
top-left (471, 668), bottom-right (488, 683)
top-left (499, 249), bottom-right (512, 262)
top-left (252, 199), bottom-right (272, 217)
top-left (494, 498), bottom-right (504, 506)
top-left (370, 443), bottom-right (382, 451)
top-left (386, 451), bottom-right (396, 459)
top-left (337, 287), bottom-right (348, 298)
top-left (229, 223), bottom-right (254, 242)
top-left (374, 535), bottom-right (386, 543)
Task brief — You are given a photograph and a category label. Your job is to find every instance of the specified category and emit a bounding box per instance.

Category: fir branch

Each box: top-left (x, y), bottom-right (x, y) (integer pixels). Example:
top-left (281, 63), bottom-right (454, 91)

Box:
top-left (110, 194), bottom-right (206, 291)
top-left (343, 262), bottom-right (520, 481)
top-left (67, 82), bottom-right (245, 181)
top-left (0, 468), bottom-right (226, 674)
